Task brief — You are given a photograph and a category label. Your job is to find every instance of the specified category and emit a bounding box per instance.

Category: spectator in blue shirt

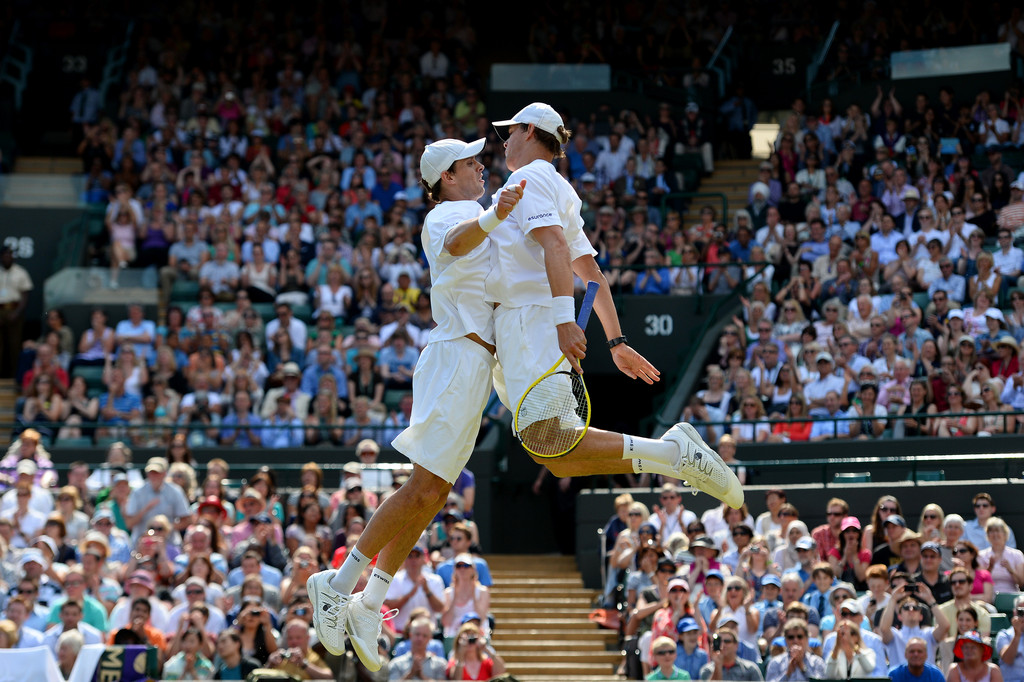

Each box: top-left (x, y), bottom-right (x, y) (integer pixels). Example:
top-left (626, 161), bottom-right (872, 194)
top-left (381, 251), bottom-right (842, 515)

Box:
top-left (635, 249), bottom-right (673, 295)
top-left (260, 395), bottom-right (304, 448)
top-left (801, 564), bottom-right (838, 620)
top-left (379, 331), bottom-right (419, 390)
top-left (675, 617), bottom-right (709, 679)
top-left (729, 227), bottom-right (756, 263)
top-left (808, 391), bottom-right (852, 441)
top-left (344, 187), bottom-right (383, 230)
top-left (888, 637), bottom-right (945, 682)
top-left (219, 391), bottom-right (263, 448)
top-left (301, 345), bottom-right (348, 400)
top-left (98, 368), bottom-right (142, 437)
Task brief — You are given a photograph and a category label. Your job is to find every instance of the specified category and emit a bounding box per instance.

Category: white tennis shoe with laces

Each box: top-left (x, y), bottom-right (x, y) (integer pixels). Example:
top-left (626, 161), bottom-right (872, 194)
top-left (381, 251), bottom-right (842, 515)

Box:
top-left (307, 571), bottom-right (350, 656)
top-left (345, 592), bottom-right (398, 672)
top-left (662, 422), bottom-right (744, 509)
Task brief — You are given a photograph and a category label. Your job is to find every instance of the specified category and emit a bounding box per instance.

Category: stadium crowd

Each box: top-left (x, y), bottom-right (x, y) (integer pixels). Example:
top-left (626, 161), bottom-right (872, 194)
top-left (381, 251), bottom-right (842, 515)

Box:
top-left (603, 488), bottom-right (1024, 681)
top-left (2, 0), bottom-right (1024, 680)
top-left (684, 88), bottom-right (1024, 444)
top-left (0, 436), bottom-right (493, 679)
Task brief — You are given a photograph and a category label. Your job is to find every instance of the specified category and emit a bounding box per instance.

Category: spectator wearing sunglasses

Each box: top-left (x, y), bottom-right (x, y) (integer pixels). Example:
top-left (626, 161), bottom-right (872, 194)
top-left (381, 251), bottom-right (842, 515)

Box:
top-left (765, 619), bottom-right (824, 681)
top-left (936, 567), bottom-right (992, 638)
top-left (880, 585), bottom-right (950, 667)
top-left (648, 635), bottom-right (690, 680)
top-left (964, 493), bottom-right (1017, 551)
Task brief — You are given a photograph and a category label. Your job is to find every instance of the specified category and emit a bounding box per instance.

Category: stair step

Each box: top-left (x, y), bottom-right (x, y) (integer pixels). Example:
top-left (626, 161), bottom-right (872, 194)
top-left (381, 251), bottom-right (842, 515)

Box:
top-left (492, 606), bottom-right (594, 616)
top-left (488, 618), bottom-right (601, 629)
top-left (515, 677), bottom-right (623, 682)
top-left (492, 587), bottom-right (598, 597)
top-left (495, 640), bottom-right (609, 652)
top-left (14, 156), bottom-right (82, 174)
top-left (491, 597), bottom-right (595, 607)
top-left (503, 651), bottom-right (621, 664)
top-left (491, 629), bottom-right (617, 641)
top-left (491, 577), bottom-right (583, 587)
top-left (507, 662), bottom-right (619, 675)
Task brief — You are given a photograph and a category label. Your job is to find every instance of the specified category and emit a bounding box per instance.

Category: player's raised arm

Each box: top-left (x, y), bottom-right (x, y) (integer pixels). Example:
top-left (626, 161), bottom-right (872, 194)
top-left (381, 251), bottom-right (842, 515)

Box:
top-left (573, 254), bottom-right (661, 384)
top-left (444, 180), bottom-right (526, 256)
top-left (532, 224), bottom-right (587, 373)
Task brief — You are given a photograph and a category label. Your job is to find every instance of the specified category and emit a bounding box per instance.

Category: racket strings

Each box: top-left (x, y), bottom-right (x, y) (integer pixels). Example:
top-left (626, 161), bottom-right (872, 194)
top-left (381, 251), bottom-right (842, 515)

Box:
top-left (517, 371), bottom-right (590, 457)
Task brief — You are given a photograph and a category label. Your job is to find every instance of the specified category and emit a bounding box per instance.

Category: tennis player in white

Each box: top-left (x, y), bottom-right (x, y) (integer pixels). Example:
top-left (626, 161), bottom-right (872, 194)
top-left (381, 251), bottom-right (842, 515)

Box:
top-left (487, 102), bottom-right (743, 509)
top-left (307, 137), bottom-right (525, 671)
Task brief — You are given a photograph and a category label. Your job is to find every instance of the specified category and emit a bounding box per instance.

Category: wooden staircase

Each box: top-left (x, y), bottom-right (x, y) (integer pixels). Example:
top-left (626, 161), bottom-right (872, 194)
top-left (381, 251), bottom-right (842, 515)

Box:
top-left (697, 158), bottom-right (761, 215)
top-left (486, 554), bottom-right (623, 682)
top-left (0, 378), bottom-right (16, 448)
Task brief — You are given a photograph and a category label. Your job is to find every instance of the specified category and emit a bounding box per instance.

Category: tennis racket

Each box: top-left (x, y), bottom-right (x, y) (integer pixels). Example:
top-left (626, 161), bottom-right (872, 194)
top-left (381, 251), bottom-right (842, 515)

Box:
top-left (514, 280), bottom-right (599, 458)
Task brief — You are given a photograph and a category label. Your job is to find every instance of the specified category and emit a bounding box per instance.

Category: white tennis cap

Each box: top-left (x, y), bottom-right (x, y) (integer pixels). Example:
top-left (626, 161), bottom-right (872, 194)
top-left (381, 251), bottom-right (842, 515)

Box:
top-left (493, 102), bottom-right (565, 138)
top-left (420, 138), bottom-right (485, 185)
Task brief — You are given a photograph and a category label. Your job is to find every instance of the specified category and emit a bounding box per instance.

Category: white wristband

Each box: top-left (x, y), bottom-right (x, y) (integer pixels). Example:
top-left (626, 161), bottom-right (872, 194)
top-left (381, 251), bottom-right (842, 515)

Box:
top-left (478, 206), bottom-right (501, 233)
top-left (552, 296), bottom-right (575, 325)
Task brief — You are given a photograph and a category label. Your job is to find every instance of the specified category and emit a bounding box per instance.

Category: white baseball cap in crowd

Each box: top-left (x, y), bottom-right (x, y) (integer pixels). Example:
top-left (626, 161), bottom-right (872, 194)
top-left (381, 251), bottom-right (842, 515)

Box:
top-left (420, 138), bottom-right (486, 186)
top-left (492, 102), bottom-right (565, 139)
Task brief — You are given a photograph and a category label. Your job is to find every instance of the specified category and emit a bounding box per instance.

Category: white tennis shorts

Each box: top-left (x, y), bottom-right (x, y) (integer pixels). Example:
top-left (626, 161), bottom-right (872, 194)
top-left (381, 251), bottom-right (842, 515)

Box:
top-left (391, 337), bottom-right (496, 484)
top-left (493, 304), bottom-right (570, 420)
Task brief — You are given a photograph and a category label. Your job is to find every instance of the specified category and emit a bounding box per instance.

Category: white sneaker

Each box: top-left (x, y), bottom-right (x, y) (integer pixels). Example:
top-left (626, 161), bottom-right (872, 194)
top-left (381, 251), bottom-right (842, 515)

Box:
top-left (307, 571), bottom-right (349, 656)
top-left (345, 592), bottom-right (397, 672)
top-left (662, 422), bottom-right (744, 509)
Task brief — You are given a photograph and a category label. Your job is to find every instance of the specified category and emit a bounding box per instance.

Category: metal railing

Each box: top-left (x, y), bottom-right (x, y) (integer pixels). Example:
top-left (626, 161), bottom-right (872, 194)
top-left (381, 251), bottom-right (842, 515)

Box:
top-left (684, 407), bottom-right (1022, 439)
top-left (707, 26), bottom-right (736, 99)
top-left (806, 21), bottom-right (840, 101)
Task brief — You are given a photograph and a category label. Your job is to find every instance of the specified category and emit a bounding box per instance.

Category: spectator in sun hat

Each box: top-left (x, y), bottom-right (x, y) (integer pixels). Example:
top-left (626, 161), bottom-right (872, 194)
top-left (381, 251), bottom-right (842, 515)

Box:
top-left (947, 630), bottom-right (1000, 682)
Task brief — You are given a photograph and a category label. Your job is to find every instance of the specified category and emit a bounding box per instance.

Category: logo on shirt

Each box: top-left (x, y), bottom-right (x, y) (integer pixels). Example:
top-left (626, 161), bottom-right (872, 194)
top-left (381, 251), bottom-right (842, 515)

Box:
top-left (527, 212), bottom-right (553, 221)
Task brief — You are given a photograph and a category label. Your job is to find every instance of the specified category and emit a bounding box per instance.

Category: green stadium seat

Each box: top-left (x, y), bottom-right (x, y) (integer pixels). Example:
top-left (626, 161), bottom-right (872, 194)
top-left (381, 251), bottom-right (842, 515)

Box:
top-left (990, 613), bottom-right (1010, 636)
top-left (170, 280), bottom-right (201, 304)
top-left (94, 437), bottom-right (124, 451)
top-left (252, 303), bottom-right (276, 324)
top-left (914, 470), bottom-right (944, 482)
top-left (995, 592), bottom-right (1024, 616)
top-left (833, 472), bottom-right (871, 483)
top-left (72, 365), bottom-right (106, 392)
top-left (912, 292), bottom-right (930, 311)
top-left (384, 389), bottom-right (412, 412)
top-left (53, 436), bottom-right (94, 448)
top-left (291, 304), bottom-right (313, 324)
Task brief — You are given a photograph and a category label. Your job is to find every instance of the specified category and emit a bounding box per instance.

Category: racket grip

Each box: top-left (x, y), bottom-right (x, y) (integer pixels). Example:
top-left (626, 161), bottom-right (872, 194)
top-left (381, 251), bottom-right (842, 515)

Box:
top-left (576, 281), bottom-right (600, 330)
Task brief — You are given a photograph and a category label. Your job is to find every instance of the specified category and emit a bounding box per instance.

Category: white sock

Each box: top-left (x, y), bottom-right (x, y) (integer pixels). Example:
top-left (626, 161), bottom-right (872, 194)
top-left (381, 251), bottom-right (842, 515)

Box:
top-left (622, 434), bottom-right (679, 465)
top-left (329, 547), bottom-right (370, 594)
top-left (362, 567), bottom-right (394, 612)
top-left (632, 457), bottom-right (684, 479)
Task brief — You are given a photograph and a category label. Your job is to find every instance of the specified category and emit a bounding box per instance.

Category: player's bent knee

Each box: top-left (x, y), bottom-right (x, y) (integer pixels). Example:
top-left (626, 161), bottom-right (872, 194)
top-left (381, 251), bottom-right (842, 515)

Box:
top-left (407, 466), bottom-right (452, 509)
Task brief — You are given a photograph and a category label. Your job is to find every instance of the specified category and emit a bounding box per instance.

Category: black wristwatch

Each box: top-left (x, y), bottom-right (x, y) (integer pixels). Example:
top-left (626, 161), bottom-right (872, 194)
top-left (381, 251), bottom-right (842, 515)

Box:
top-left (607, 336), bottom-right (628, 349)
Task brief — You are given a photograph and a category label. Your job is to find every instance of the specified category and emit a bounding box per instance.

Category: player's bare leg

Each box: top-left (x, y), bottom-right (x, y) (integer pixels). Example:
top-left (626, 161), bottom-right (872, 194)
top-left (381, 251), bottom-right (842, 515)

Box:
top-left (308, 464), bottom-right (449, 665)
top-left (523, 425), bottom-right (744, 508)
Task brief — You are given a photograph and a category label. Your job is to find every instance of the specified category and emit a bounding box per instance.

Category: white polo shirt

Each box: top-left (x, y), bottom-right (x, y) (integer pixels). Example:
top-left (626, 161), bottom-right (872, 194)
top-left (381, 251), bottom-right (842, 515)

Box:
top-left (484, 160), bottom-right (596, 308)
top-left (423, 200), bottom-right (495, 344)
